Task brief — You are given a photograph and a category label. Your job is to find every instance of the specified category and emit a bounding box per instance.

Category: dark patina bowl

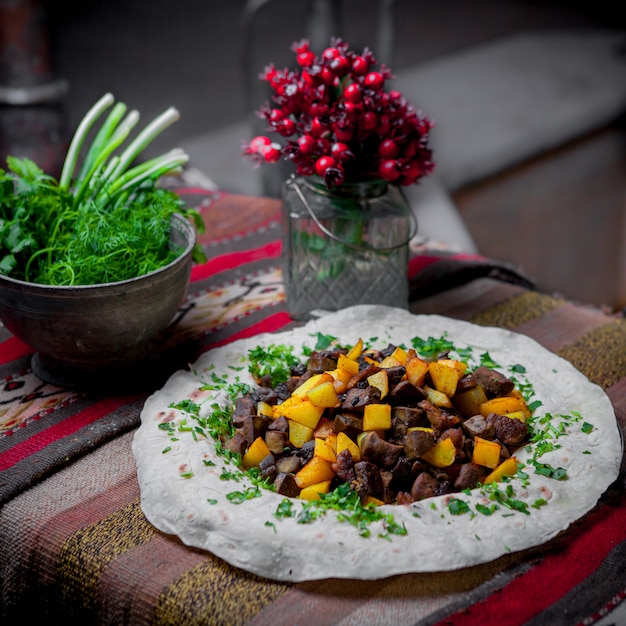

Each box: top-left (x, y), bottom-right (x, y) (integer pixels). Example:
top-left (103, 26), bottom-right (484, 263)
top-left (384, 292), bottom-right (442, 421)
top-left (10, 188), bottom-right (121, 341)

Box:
top-left (0, 214), bottom-right (195, 389)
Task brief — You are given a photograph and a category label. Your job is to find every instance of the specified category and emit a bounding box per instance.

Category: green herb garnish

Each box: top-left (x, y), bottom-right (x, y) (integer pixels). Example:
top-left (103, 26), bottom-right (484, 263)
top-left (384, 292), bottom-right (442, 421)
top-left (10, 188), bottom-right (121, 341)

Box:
top-left (0, 93), bottom-right (205, 285)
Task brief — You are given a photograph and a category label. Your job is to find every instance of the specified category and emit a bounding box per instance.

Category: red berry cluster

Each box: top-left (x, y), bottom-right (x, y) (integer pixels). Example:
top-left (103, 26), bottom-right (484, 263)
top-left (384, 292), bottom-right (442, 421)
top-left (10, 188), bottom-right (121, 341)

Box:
top-left (242, 38), bottom-right (435, 188)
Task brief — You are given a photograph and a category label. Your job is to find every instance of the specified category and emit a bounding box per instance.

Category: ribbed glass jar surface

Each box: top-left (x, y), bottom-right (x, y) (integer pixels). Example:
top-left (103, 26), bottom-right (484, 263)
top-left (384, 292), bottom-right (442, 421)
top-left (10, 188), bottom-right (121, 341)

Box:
top-left (281, 176), bottom-right (414, 320)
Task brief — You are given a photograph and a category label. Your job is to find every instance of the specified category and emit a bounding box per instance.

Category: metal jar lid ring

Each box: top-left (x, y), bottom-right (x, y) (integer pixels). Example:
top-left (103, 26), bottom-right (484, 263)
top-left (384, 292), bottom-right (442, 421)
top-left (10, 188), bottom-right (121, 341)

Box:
top-left (288, 175), bottom-right (417, 253)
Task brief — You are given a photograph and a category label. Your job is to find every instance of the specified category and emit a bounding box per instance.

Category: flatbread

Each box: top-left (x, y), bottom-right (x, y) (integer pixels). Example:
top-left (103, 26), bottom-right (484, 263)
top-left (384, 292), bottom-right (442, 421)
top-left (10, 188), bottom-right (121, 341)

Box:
top-left (133, 305), bottom-right (622, 582)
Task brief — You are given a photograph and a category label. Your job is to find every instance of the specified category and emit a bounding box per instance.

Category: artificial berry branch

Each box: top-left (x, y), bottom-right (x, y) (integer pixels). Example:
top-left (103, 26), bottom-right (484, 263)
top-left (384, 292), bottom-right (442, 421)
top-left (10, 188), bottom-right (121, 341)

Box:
top-left (242, 38), bottom-right (436, 188)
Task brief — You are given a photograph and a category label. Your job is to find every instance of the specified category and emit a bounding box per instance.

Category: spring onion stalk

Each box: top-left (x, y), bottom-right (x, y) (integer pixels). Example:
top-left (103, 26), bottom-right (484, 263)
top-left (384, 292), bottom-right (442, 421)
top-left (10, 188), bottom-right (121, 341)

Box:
top-left (72, 109), bottom-right (141, 207)
top-left (75, 101), bottom-right (128, 183)
top-left (59, 92), bottom-right (115, 191)
top-left (110, 107), bottom-right (181, 180)
top-left (0, 92), bottom-right (205, 286)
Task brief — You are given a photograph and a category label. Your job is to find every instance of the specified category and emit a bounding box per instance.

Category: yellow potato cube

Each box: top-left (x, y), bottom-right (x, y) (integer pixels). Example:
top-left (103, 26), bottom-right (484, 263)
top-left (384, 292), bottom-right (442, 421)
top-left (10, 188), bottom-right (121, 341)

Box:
top-left (275, 397), bottom-right (324, 429)
top-left (484, 456), bottom-right (519, 484)
top-left (242, 437), bottom-right (272, 469)
top-left (306, 380), bottom-right (340, 408)
top-left (479, 394), bottom-right (529, 419)
top-left (256, 400), bottom-right (274, 419)
top-left (420, 437), bottom-right (456, 468)
top-left (472, 436), bottom-right (501, 469)
top-left (292, 372), bottom-right (333, 399)
top-left (390, 345), bottom-right (409, 364)
top-left (453, 385), bottom-right (489, 417)
top-left (424, 385), bottom-right (454, 409)
top-left (295, 456), bottom-right (335, 489)
top-left (299, 480), bottom-right (332, 501)
top-left (336, 353), bottom-right (360, 376)
top-left (429, 361), bottom-right (464, 398)
top-left (363, 495), bottom-right (385, 507)
top-left (288, 420), bottom-right (314, 448)
top-left (336, 431), bottom-right (361, 461)
top-left (379, 355), bottom-right (403, 368)
top-left (312, 417), bottom-right (334, 439)
top-left (346, 338), bottom-right (363, 360)
top-left (438, 358), bottom-right (468, 375)
top-left (367, 369), bottom-right (389, 399)
top-left (362, 403), bottom-right (392, 431)
top-left (314, 437), bottom-right (337, 463)
top-left (405, 357), bottom-right (430, 387)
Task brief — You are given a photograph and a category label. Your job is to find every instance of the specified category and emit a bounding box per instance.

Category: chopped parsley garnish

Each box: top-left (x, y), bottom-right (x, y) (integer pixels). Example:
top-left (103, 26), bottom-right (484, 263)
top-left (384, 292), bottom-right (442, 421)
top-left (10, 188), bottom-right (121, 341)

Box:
top-left (247, 343), bottom-right (300, 387)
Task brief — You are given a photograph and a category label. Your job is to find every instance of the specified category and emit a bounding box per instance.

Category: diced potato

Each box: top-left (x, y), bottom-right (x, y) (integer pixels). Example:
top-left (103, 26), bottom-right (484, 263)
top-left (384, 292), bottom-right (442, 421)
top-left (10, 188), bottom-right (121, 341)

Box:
top-left (363, 495), bottom-right (385, 507)
top-left (336, 353), bottom-right (360, 376)
top-left (326, 432), bottom-right (338, 453)
top-left (484, 456), bottom-right (519, 484)
top-left (299, 480), bottom-right (332, 501)
top-left (288, 420), bottom-right (314, 448)
top-left (336, 431), bottom-right (361, 461)
top-left (506, 390), bottom-right (532, 418)
top-left (472, 436), bottom-right (501, 469)
top-left (453, 385), bottom-right (488, 417)
top-left (479, 394), bottom-right (529, 419)
top-left (367, 369), bottom-right (389, 399)
top-left (405, 357), bottom-right (429, 387)
top-left (390, 345), bottom-right (409, 364)
top-left (420, 437), bottom-right (456, 468)
top-left (346, 338), bottom-right (363, 360)
top-left (429, 360), bottom-right (464, 397)
top-left (295, 456), bottom-right (335, 488)
top-left (407, 426), bottom-right (434, 433)
top-left (314, 437), bottom-right (337, 463)
top-left (438, 358), bottom-right (468, 375)
top-left (242, 437), bottom-right (272, 469)
top-left (379, 355), bottom-right (403, 368)
top-left (312, 417), bottom-right (334, 439)
top-left (423, 385), bottom-right (454, 409)
top-left (306, 380), bottom-right (340, 408)
top-left (256, 400), bottom-right (274, 419)
top-left (504, 410), bottom-right (527, 422)
top-left (275, 397), bottom-right (324, 429)
top-left (330, 366), bottom-right (353, 394)
top-left (362, 403), bottom-right (392, 431)
top-left (292, 372), bottom-right (333, 399)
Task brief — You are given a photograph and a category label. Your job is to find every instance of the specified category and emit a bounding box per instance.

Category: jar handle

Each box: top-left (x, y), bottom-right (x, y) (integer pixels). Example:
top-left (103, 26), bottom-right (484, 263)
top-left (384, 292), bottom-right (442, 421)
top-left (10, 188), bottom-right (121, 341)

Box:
top-left (288, 175), bottom-right (418, 252)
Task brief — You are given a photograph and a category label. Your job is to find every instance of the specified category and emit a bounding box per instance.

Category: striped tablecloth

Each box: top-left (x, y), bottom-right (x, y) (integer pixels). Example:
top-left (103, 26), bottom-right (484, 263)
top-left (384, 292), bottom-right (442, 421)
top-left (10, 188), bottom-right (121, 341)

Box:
top-left (1, 181), bottom-right (624, 626)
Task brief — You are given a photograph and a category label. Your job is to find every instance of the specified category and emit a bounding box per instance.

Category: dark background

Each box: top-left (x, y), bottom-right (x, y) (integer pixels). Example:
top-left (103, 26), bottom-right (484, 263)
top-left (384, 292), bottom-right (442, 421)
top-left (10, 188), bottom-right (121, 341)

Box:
top-left (44, 0), bottom-right (625, 158)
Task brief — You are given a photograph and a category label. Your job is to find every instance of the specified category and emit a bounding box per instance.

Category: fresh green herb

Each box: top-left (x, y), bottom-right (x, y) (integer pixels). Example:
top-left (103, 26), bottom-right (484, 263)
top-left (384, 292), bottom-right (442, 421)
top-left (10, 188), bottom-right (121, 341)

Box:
top-left (226, 486), bottom-right (261, 504)
top-left (479, 352), bottom-right (500, 369)
top-left (411, 334), bottom-right (455, 359)
top-left (248, 343), bottom-right (301, 387)
top-left (312, 332), bottom-right (336, 350)
top-left (581, 422), bottom-right (594, 434)
top-left (272, 484), bottom-right (406, 539)
top-left (448, 498), bottom-right (471, 515)
top-left (529, 460), bottom-right (567, 480)
top-left (207, 498), bottom-right (218, 505)
top-left (0, 93), bottom-right (205, 285)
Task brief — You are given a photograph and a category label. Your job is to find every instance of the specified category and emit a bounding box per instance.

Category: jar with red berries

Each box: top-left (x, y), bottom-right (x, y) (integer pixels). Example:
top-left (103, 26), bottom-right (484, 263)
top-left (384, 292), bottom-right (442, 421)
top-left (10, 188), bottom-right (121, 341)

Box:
top-left (282, 175), bottom-right (415, 319)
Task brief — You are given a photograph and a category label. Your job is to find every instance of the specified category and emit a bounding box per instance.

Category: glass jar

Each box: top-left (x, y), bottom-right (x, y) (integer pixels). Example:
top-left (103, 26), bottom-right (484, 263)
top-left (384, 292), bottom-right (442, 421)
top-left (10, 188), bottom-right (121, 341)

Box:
top-left (281, 176), bottom-right (415, 320)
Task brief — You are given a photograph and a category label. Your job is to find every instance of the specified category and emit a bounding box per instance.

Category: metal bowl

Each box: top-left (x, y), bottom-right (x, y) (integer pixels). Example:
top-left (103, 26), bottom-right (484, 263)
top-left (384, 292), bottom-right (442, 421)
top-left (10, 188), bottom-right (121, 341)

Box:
top-left (0, 213), bottom-right (196, 389)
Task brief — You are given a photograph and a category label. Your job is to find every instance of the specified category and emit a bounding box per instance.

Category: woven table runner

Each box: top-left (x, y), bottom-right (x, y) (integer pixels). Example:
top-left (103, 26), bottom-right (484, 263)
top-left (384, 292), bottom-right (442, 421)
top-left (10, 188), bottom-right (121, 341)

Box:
top-left (1, 274), bottom-right (625, 626)
top-left (0, 181), bottom-right (532, 506)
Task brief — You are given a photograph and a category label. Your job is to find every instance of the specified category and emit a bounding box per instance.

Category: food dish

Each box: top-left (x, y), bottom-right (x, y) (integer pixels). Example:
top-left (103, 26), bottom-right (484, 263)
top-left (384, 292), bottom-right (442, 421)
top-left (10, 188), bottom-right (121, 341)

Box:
top-left (133, 305), bottom-right (622, 582)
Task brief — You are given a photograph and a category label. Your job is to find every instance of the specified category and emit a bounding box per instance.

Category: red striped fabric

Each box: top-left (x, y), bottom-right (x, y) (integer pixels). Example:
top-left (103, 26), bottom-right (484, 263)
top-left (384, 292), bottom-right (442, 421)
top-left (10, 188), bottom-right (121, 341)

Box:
top-left (0, 335), bottom-right (34, 365)
top-left (190, 240), bottom-right (282, 282)
top-left (0, 394), bottom-right (141, 471)
top-left (438, 495), bottom-right (626, 625)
